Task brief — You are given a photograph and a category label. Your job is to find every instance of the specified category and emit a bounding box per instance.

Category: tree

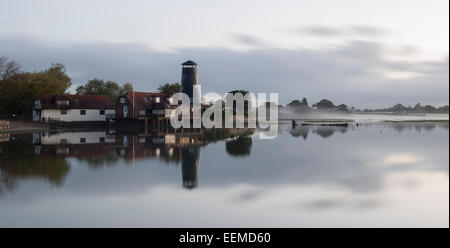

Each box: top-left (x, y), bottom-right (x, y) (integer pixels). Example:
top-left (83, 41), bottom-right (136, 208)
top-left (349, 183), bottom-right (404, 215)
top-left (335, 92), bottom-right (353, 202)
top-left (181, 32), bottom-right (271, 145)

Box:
top-left (286, 98), bottom-right (310, 113)
top-left (76, 79), bottom-right (133, 100)
top-left (0, 56), bottom-right (21, 80)
top-left (0, 63), bottom-right (72, 115)
top-left (157, 83), bottom-right (180, 97)
top-left (312, 99), bottom-right (335, 111)
top-left (335, 104), bottom-right (349, 113)
top-left (122, 82), bottom-right (133, 93)
top-left (301, 97), bottom-right (308, 105)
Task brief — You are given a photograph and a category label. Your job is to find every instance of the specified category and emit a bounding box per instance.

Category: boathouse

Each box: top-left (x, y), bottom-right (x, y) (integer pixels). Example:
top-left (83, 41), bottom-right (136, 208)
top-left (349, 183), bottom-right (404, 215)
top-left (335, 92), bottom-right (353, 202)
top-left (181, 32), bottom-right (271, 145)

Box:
top-left (115, 91), bottom-right (174, 121)
top-left (33, 94), bottom-right (115, 123)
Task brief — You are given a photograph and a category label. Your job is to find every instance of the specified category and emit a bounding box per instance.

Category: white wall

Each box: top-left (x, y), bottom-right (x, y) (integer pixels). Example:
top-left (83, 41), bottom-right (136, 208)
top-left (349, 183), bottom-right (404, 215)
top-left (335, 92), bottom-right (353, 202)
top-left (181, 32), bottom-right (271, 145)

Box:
top-left (41, 109), bottom-right (115, 122)
top-left (32, 110), bottom-right (40, 122)
top-left (40, 131), bottom-right (115, 145)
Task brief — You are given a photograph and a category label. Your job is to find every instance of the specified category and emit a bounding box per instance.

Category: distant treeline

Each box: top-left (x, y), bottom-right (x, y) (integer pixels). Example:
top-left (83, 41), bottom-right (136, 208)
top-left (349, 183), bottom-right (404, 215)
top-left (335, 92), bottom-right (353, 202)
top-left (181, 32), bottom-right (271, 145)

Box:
top-left (282, 98), bottom-right (449, 114)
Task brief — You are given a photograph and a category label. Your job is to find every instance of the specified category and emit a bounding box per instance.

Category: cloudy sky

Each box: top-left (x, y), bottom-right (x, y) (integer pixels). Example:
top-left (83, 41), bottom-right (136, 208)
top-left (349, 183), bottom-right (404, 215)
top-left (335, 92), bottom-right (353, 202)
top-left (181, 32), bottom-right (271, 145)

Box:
top-left (0, 0), bottom-right (448, 108)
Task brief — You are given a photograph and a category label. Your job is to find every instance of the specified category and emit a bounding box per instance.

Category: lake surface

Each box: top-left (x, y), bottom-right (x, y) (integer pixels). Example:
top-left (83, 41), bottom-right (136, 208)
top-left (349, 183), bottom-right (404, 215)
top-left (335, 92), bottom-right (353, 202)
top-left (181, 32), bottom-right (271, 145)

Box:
top-left (0, 121), bottom-right (448, 227)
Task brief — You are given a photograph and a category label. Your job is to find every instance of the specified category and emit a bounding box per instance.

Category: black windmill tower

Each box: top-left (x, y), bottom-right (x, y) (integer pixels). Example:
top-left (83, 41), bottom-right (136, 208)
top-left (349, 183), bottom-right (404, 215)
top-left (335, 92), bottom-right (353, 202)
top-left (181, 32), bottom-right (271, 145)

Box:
top-left (181, 60), bottom-right (199, 102)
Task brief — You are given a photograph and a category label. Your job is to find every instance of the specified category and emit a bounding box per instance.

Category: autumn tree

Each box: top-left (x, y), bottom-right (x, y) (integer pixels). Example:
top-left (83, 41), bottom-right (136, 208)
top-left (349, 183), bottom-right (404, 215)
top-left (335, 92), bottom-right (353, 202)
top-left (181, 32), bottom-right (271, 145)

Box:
top-left (0, 56), bottom-right (21, 80)
top-left (0, 63), bottom-right (71, 115)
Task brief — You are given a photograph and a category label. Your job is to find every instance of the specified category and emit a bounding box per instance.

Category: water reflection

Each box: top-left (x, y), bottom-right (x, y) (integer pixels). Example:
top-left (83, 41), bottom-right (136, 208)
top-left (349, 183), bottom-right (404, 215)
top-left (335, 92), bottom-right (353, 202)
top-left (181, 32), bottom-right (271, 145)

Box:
top-left (287, 124), bottom-right (351, 139)
top-left (1, 130), bottom-right (254, 194)
top-left (284, 121), bottom-right (449, 139)
top-left (0, 121), bottom-right (448, 227)
top-left (0, 135), bottom-right (70, 195)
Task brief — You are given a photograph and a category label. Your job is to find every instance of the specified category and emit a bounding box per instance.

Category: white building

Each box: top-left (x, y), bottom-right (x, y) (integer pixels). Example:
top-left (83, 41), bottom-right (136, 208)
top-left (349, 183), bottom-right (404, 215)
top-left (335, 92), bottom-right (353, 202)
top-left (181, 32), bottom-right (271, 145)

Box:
top-left (33, 94), bottom-right (115, 122)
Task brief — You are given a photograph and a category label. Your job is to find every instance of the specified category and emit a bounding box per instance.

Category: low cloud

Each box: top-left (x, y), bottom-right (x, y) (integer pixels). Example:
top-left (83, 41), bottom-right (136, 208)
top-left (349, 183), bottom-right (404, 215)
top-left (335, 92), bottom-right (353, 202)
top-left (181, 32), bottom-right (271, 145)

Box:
top-left (352, 25), bottom-right (386, 36)
top-left (301, 25), bottom-right (345, 36)
top-left (300, 25), bottom-right (386, 37)
top-left (231, 33), bottom-right (263, 46)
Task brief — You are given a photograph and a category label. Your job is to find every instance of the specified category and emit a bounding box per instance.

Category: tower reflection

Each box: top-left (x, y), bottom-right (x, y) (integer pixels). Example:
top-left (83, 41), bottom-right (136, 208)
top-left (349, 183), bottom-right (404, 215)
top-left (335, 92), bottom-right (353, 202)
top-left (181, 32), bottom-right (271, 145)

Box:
top-left (181, 146), bottom-right (201, 189)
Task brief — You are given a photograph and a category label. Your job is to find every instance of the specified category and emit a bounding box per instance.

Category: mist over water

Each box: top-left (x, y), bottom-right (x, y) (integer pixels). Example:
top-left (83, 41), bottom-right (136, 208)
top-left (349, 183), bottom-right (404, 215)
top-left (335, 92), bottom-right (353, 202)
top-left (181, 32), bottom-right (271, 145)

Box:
top-left (279, 109), bottom-right (449, 123)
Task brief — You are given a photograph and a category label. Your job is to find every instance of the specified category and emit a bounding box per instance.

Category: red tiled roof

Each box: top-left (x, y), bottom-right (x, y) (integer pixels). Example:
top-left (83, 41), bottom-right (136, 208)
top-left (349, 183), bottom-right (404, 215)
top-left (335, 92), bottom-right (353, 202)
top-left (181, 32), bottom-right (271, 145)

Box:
top-left (120, 91), bottom-right (171, 110)
top-left (39, 94), bottom-right (115, 109)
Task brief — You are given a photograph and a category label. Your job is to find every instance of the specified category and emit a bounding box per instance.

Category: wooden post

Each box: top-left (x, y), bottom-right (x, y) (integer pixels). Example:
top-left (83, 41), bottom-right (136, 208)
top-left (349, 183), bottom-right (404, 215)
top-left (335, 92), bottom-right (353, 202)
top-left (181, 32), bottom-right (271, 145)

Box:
top-left (144, 119), bottom-right (148, 134)
top-left (165, 119), bottom-right (168, 134)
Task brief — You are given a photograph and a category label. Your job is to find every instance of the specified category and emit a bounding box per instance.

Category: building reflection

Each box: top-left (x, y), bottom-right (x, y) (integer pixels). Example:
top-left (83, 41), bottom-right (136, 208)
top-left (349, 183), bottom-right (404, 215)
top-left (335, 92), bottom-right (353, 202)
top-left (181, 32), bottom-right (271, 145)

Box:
top-left (0, 130), bottom-right (214, 193)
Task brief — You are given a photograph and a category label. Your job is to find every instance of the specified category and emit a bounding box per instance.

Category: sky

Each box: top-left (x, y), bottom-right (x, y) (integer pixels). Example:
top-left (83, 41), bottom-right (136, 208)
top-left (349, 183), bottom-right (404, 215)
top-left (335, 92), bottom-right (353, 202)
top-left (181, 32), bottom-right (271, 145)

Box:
top-left (0, 0), bottom-right (448, 108)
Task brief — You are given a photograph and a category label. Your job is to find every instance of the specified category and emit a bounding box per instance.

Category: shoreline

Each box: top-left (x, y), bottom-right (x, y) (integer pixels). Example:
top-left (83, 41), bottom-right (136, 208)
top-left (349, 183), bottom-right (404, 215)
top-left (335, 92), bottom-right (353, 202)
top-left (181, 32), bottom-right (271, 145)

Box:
top-left (0, 120), bottom-right (50, 134)
top-left (1, 118), bottom-right (448, 134)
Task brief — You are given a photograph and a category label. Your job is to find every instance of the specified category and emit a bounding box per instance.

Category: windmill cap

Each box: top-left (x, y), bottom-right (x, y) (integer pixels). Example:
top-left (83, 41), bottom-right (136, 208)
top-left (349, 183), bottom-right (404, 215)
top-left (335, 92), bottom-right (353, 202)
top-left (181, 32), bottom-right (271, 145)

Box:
top-left (182, 60), bottom-right (197, 66)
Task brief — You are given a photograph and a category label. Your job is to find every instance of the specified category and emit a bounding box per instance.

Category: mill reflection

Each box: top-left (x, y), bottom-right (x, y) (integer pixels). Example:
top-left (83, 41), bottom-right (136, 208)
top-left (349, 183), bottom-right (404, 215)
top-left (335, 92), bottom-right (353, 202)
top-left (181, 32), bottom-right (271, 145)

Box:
top-left (182, 146), bottom-right (201, 189)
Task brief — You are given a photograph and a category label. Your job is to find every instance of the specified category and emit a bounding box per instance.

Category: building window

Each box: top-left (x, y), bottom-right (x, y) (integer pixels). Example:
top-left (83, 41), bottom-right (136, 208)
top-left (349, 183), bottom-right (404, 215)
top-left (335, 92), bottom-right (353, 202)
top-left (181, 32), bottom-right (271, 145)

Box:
top-left (155, 97), bottom-right (160, 103)
top-left (80, 110), bottom-right (86, 115)
top-left (120, 98), bottom-right (125, 104)
top-left (60, 109), bottom-right (67, 115)
top-left (80, 138), bottom-right (86, 143)
top-left (57, 100), bottom-right (69, 106)
top-left (99, 137), bottom-right (105, 143)
top-left (99, 110), bottom-right (105, 115)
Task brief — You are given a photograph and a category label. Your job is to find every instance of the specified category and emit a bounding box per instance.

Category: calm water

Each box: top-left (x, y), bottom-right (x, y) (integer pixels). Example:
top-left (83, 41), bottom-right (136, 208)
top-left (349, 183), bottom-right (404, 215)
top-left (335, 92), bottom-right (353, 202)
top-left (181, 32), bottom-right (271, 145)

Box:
top-left (0, 122), bottom-right (448, 227)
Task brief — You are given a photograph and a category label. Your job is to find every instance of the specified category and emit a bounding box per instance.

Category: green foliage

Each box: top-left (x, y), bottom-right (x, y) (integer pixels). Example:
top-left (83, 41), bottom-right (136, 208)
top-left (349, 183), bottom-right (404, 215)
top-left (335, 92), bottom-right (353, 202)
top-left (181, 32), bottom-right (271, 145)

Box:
top-left (76, 79), bottom-right (133, 100)
top-left (0, 62), bottom-right (71, 115)
top-left (158, 83), bottom-right (180, 97)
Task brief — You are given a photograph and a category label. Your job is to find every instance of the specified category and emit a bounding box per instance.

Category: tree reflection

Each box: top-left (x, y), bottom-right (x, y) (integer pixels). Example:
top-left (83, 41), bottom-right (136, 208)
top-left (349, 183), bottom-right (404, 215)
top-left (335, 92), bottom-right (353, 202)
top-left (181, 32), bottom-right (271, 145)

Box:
top-left (0, 136), bottom-right (70, 196)
top-left (225, 136), bottom-right (252, 157)
top-left (288, 125), bottom-right (349, 139)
